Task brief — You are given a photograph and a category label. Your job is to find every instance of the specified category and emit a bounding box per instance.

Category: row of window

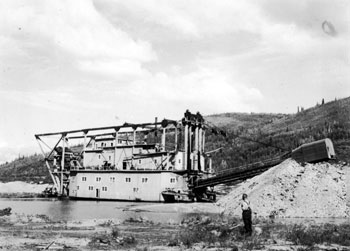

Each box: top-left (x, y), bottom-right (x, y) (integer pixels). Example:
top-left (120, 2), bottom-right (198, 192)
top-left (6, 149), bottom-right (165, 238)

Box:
top-left (81, 176), bottom-right (176, 183)
top-left (81, 176), bottom-right (105, 182)
top-left (93, 155), bottom-right (182, 163)
top-left (85, 186), bottom-right (108, 191)
top-left (77, 185), bottom-right (155, 193)
top-left (99, 142), bottom-right (114, 147)
top-left (96, 140), bottom-right (127, 148)
top-left (98, 155), bottom-right (112, 161)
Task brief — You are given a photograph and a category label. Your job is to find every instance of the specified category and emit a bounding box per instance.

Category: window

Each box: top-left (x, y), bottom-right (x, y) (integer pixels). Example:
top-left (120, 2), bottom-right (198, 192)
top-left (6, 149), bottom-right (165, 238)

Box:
top-left (77, 186), bottom-right (79, 190)
top-left (102, 187), bottom-right (107, 191)
top-left (88, 186), bottom-right (93, 190)
top-left (170, 178), bottom-right (176, 183)
top-left (109, 156), bottom-right (111, 161)
top-left (110, 177), bottom-right (115, 182)
top-left (138, 159), bottom-right (142, 164)
top-left (133, 188), bottom-right (139, 192)
top-left (139, 149), bottom-right (142, 154)
top-left (178, 159), bottom-right (181, 163)
top-left (142, 178), bottom-right (148, 183)
top-left (154, 159), bottom-right (158, 164)
top-left (111, 143), bottom-right (114, 147)
top-left (82, 177), bottom-right (87, 181)
top-left (96, 177), bottom-right (101, 182)
top-left (126, 177), bottom-right (131, 182)
top-left (98, 154), bottom-right (101, 159)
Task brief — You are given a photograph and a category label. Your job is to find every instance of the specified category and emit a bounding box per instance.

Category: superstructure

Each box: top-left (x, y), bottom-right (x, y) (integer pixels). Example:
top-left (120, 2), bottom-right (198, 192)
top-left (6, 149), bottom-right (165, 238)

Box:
top-left (35, 110), bottom-right (214, 202)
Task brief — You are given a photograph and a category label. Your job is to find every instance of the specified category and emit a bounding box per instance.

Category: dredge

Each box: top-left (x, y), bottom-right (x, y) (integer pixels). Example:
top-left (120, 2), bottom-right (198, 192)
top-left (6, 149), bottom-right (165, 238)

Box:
top-left (36, 110), bottom-right (215, 202)
top-left (35, 110), bottom-right (335, 202)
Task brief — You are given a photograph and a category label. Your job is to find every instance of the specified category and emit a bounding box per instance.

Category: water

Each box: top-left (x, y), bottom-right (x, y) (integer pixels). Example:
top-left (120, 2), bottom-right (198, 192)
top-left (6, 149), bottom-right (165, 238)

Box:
top-left (0, 198), bottom-right (220, 223)
top-left (1, 198), bottom-right (348, 225)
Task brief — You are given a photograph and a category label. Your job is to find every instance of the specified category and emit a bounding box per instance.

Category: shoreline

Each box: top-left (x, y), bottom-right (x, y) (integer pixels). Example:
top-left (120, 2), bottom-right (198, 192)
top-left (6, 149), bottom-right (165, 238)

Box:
top-left (0, 211), bottom-right (349, 250)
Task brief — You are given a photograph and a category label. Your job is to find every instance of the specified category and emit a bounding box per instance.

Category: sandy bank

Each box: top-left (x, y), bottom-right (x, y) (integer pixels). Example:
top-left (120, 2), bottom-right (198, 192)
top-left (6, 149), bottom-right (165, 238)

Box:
top-left (0, 181), bottom-right (48, 194)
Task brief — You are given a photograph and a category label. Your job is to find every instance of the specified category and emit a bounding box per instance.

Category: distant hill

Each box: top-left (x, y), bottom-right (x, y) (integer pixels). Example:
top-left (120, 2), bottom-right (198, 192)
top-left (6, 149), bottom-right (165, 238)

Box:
top-left (0, 97), bottom-right (349, 183)
top-left (0, 154), bottom-right (49, 183)
top-left (205, 97), bottom-right (350, 171)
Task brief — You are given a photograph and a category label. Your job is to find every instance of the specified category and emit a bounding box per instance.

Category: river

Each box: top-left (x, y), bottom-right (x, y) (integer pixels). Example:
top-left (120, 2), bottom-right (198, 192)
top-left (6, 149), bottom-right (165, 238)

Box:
top-left (0, 198), bottom-right (221, 223)
top-left (1, 198), bottom-right (349, 225)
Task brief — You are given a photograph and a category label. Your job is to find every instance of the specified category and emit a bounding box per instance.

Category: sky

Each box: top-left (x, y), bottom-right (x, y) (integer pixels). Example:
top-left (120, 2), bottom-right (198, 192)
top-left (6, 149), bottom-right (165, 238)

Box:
top-left (0, 0), bottom-right (349, 163)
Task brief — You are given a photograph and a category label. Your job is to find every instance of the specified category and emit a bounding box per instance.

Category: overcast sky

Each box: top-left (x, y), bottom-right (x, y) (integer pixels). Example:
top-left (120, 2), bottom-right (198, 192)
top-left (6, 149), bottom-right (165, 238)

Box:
top-left (0, 0), bottom-right (349, 163)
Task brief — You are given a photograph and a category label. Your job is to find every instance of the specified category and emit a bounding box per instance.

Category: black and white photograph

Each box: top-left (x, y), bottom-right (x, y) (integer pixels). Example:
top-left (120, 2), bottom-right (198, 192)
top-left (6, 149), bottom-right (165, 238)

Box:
top-left (0, 0), bottom-right (349, 250)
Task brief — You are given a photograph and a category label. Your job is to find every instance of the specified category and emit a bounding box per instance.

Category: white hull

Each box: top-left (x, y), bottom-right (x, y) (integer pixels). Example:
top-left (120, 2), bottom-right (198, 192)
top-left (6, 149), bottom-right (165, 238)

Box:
top-left (68, 170), bottom-right (188, 202)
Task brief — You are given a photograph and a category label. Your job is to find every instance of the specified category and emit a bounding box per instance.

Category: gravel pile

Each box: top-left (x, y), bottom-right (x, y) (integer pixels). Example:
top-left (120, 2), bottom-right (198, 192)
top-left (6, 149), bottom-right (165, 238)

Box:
top-left (0, 181), bottom-right (48, 194)
top-left (217, 159), bottom-right (349, 218)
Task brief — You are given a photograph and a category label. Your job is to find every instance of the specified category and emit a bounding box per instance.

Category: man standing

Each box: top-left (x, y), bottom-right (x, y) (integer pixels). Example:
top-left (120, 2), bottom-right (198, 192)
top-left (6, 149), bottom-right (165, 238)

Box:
top-left (240, 193), bottom-right (252, 236)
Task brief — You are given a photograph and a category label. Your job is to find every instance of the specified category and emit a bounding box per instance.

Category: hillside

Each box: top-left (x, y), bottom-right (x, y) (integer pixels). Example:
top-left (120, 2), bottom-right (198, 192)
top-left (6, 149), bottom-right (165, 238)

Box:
top-left (205, 97), bottom-right (350, 171)
top-left (0, 154), bottom-right (49, 183)
top-left (0, 97), bottom-right (349, 183)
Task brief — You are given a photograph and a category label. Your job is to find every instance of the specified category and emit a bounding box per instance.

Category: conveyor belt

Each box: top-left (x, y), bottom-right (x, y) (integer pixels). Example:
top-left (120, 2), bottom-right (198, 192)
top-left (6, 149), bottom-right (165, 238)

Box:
top-left (193, 155), bottom-right (288, 189)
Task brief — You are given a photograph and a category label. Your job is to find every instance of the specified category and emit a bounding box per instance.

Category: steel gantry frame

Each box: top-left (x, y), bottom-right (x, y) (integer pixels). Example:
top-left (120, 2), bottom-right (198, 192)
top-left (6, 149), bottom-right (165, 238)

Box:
top-left (35, 119), bottom-right (179, 196)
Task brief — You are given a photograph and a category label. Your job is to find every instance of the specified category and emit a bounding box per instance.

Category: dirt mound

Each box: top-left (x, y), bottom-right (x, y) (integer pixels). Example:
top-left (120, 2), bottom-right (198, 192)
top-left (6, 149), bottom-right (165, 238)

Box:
top-left (217, 159), bottom-right (349, 218)
top-left (0, 181), bottom-right (48, 194)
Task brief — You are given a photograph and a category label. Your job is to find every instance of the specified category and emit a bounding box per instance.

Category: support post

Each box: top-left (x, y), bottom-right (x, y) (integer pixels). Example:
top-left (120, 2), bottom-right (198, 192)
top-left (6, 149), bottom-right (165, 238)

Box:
top-left (83, 131), bottom-right (87, 153)
top-left (82, 131), bottom-right (87, 169)
top-left (92, 137), bottom-right (96, 150)
top-left (132, 129), bottom-right (136, 167)
top-left (114, 130), bottom-right (119, 169)
top-left (202, 131), bottom-right (205, 153)
top-left (133, 129), bottom-right (136, 145)
top-left (198, 127), bottom-right (202, 172)
top-left (162, 128), bottom-right (166, 151)
top-left (209, 157), bottom-right (212, 173)
top-left (184, 122), bottom-right (188, 170)
top-left (188, 125), bottom-right (192, 172)
top-left (194, 125), bottom-right (198, 171)
top-left (194, 125), bottom-right (199, 152)
top-left (60, 134), bottom-right (66, 196)
top-left (174, 127), bottom-right (178, 151)
top-left (198, 127), bottom-right (202, 154)
top-left (154, 117), bottom-right (158, 144)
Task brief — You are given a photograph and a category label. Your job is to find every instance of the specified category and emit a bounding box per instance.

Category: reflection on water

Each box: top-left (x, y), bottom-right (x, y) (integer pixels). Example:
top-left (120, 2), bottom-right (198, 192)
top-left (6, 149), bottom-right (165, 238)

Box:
top-left (0, 198), bottom-right (218, 223)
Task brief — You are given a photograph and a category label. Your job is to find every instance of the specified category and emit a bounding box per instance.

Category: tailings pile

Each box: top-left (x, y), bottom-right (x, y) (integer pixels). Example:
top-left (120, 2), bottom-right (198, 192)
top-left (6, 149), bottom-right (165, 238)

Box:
top-left (217, 159), bottom-right (349, 218)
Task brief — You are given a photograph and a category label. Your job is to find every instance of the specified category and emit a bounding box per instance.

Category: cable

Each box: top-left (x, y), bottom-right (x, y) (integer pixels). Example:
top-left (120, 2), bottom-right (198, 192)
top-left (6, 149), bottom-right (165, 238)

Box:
top-left (204, 121), bottom-right (290, 152)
